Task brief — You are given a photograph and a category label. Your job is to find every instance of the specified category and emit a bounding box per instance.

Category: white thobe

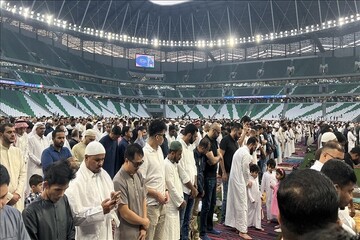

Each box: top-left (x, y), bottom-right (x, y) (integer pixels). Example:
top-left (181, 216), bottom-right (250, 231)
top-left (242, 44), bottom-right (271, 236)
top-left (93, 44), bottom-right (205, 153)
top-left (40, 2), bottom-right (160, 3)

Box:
top-left (14, 133), bottom-right (29, 165)
top-left (274, 130), bottom-right (283, 164)
top-left (260, 171), bottom-right (276, 221)
top-left (348, 131), bottom-right (356, 153)
top-left (164, 158), bottom-right (187, 240)
top-left (247, 176), bottom-right (262, 229)
top-left (283, 130), bottom-right (292, 158)
top-left (0, 144), bottom-right (27, 211)
top-left (166, 135), bottom-right (176, 149)
top-left (225, 146), bottom-right (252, 233)
top-left (27, 134), bottom-right (49, 189)
top-left (178, 139), bottom-right (197, 194)
top-left (65, 162), bottom-right (119, 240)
top-left (76, 123), bottom-right (86, 134)
top-left (289, 128), bottom-right (296, 154)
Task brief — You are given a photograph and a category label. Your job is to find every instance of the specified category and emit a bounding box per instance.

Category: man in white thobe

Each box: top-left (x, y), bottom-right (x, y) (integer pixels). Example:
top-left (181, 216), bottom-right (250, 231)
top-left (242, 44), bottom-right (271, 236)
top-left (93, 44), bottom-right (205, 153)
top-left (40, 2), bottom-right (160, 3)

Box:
top-left (225, 137), bottom-right (258, 240)
top-left (164, 141), bottom-right (188, 240)
top-left (0, 123), bottom-right (27, 211)
top-left (288, 124), bottom-right (296, 154)
top-left (348, 124), bottom-right (357, 153)
top-left (27, 122), bottom-right (49, 181)
top-left (27, 122), bottom-right (50, 195)
top-left (14, 119), bottom-right (29, 166)
top-left (65, 141), bottom-right (120, 240)
top-left (273, 123), bottom-right (284, 164)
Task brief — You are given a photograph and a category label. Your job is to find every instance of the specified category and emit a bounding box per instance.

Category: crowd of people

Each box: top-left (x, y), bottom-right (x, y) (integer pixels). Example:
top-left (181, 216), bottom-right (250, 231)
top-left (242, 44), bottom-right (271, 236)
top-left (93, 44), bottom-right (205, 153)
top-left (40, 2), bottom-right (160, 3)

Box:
top-left (0, 114), bottom-right (360, 240)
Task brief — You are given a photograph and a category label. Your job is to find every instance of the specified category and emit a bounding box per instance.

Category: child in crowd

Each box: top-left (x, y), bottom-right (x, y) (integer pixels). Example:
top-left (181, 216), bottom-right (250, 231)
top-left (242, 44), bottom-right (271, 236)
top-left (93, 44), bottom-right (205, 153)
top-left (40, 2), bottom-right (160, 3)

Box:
top-left (260, 159), bottom-right (277, 223)
top-left (24, 174), bottom-right (43, 208)
top-left (247, 164), bottom-right (264, 231)
top-left (271, 168), bottom-right (286, 232)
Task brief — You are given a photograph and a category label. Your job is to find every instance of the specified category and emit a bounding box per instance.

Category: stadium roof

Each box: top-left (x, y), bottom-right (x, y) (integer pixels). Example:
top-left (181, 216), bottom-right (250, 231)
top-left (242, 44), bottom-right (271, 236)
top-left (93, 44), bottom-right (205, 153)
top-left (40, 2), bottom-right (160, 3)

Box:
top-left (8, 0), bottom-right (360, 43)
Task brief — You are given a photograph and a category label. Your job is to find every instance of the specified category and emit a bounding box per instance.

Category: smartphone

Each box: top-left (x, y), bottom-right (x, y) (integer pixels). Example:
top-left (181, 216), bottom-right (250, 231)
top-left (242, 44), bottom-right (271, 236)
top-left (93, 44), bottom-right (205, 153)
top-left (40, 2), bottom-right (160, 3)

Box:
top-left (111, 191), bottom-right (121, 201)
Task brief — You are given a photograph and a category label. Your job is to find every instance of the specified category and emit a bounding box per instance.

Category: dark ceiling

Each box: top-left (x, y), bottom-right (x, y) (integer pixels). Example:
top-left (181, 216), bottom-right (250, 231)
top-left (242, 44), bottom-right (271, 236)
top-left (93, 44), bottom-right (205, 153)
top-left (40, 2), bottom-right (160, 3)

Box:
top-left (10, 0), bottom-right (360, 41)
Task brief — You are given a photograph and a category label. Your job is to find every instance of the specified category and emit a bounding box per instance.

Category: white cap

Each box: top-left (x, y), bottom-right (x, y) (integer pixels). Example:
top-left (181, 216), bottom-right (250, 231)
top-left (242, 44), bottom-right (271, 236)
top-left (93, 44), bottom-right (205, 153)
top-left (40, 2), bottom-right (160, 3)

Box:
top-left (84, 129), bottom-right (97, 137)
top-left (85, 141), bottom-right (105, 156)
top-left (321, 132), bottom-right (337, 143)
top-left (274, 122), bottom-right (280, 129)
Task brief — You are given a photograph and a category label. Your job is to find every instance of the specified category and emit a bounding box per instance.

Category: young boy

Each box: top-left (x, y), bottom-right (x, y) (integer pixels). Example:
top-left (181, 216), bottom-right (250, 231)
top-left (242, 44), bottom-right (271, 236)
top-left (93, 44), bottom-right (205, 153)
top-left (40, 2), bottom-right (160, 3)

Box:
top-left (247, 164), bottom-right (263, 231)
top-left (24, 174), bottom-right (43, 208)
top-left (260, 159), bottom-right (276, 222)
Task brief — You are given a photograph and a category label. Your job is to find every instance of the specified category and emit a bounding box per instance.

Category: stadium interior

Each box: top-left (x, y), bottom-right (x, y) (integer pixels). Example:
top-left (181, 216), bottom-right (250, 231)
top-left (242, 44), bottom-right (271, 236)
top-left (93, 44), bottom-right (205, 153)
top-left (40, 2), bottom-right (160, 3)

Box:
top-left (0, 0), bottom-right (359, 121)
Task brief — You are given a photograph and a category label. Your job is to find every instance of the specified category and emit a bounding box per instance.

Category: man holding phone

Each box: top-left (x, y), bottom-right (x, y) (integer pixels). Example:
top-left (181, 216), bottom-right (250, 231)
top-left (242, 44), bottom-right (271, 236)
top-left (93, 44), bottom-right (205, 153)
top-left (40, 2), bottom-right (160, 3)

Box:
top-left (65, 141), bottom-right (120, 240)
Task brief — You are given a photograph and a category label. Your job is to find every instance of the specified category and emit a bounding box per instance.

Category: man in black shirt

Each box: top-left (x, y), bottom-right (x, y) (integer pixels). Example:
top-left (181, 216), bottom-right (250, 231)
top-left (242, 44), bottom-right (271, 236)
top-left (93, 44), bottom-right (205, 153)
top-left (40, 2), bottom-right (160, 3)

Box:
top-left (190, 137), bottom-right (211, 240)
top-left (200, 123), bottom-right (223, 240)
top-left (219, 122), bottom-right (240, 223)
top-left (23, 160), bottom-right (76, 240)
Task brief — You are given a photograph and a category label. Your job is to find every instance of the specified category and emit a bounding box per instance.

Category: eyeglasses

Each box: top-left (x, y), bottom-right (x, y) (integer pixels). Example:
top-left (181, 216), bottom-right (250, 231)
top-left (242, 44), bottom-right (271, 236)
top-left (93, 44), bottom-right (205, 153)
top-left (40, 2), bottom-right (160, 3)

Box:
top-left (325, 152), bottom-right (343, 160)
top-left (130, 160), bottom-right (144, 168)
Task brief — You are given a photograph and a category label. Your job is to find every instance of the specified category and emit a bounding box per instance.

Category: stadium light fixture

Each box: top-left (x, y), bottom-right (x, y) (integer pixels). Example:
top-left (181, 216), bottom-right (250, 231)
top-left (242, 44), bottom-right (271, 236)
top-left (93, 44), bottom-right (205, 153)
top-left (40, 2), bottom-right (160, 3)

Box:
top-left (149, 0), bottom-right (190, 6)
top-left (3, 1), bottom-right (360, 50)
top-left (22, 7), bottom-right (29, 18)
top-left (339, 17), bottom-right (344, 26)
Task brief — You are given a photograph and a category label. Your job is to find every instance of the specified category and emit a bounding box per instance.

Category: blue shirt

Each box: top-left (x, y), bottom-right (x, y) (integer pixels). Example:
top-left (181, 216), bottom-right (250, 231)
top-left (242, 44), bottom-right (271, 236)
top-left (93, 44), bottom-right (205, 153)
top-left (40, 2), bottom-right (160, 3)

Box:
top-left (1, 205), bottom-right (30, 240)
top-left (41, 145), bottom-right (72, 172)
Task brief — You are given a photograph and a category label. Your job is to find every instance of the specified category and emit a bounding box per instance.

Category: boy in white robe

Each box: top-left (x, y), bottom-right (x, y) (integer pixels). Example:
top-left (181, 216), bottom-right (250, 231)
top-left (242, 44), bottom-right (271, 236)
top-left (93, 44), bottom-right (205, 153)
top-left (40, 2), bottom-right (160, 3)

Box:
top-left (260, 159), bottom-right (276, 222)
top-left (247, 164), bottom-right (263, 231)
top-left (164, 141), bottom-right (189, 240)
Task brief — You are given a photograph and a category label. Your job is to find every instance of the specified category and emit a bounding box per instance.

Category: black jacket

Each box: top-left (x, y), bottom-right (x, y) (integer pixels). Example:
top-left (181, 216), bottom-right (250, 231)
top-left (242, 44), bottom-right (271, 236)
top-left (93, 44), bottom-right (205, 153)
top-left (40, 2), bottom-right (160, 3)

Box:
top-left (22, 195), bottom-right (75, 240)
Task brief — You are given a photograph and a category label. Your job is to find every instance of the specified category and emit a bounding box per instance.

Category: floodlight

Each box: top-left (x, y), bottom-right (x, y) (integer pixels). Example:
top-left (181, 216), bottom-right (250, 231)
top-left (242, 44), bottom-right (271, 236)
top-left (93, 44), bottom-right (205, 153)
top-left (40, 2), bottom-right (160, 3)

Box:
top-left (23, 8), bottom-right (29, 18)
top-left (46, 15), bottom-right (53, 25)
top-left (339, 17), bottom-right (344, 26)
top-left (150, 0), bottom-right (190, 6)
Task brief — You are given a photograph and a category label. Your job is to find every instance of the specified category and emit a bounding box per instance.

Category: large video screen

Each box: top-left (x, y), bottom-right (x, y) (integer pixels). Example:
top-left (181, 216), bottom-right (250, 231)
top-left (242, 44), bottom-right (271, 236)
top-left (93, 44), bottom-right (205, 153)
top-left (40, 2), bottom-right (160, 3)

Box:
top-left (135, 54), bottom-right (155, 68)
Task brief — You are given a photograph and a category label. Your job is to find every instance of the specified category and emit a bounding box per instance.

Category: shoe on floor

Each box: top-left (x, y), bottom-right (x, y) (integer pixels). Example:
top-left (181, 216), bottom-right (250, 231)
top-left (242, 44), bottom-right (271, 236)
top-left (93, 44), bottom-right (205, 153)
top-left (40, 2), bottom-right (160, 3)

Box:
top-left (207, 229), bottom-right (221, 235)
top-left (200, 234), bottom-right (212, 240)
top-left (274, 228), bottom-right (282, 233)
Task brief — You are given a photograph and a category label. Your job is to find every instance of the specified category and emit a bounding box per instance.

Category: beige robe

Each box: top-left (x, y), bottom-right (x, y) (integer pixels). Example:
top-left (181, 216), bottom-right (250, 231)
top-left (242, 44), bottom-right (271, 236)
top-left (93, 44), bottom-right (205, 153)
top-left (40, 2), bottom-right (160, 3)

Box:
top-left (0, 143), bottom-right (27, 211)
